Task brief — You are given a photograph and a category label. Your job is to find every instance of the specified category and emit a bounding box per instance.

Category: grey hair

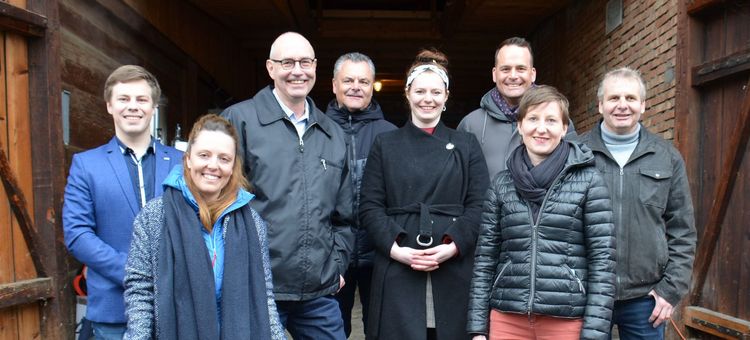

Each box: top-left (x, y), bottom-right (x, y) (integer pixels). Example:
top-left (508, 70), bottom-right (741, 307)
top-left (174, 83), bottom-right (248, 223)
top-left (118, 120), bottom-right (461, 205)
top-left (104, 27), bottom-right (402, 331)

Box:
top-left (333, 52), bottom-right (376, 77)
top-left (597, 67), bottom-right (647, 101)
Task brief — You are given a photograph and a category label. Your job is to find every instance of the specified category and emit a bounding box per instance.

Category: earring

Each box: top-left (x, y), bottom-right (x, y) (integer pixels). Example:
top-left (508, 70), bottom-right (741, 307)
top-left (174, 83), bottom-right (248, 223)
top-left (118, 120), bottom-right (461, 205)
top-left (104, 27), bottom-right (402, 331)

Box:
top-left (442, 106), bottom-right (447, 112)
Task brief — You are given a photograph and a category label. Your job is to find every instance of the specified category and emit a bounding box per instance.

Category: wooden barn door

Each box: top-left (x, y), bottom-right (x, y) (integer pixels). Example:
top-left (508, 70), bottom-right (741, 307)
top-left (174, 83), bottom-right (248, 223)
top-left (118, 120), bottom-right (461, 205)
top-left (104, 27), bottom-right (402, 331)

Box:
top-left (0, 21), bottom-right (42, 340)
top-left (676, 0), bottom-right (750, 338)
top-left (0, 1), bottom-right (71, 339)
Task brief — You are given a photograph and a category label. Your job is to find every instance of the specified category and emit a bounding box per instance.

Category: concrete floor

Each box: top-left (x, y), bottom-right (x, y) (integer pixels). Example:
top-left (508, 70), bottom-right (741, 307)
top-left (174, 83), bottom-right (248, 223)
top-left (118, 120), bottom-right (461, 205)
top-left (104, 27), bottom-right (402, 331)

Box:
top-left (348, 289), bottom-right (366, 340)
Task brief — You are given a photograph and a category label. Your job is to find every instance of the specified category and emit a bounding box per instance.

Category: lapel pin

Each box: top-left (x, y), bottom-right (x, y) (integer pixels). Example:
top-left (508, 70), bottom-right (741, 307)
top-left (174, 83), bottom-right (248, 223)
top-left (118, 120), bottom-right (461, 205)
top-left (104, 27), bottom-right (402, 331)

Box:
top-left (446, 143), bottom-right (454, 150)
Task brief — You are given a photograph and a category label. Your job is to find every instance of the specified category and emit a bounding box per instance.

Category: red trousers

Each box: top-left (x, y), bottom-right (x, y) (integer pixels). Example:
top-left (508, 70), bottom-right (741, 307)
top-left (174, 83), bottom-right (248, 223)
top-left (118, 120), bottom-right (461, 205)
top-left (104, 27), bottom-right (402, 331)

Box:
top-left (488, 309), bottom-right (583, 340)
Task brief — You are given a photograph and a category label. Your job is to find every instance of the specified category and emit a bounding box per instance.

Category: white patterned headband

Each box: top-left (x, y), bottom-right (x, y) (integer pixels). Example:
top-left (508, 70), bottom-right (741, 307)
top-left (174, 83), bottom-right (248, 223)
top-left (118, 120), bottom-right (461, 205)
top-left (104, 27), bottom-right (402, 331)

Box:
top-left (405, 64), bottom-right (449, 89)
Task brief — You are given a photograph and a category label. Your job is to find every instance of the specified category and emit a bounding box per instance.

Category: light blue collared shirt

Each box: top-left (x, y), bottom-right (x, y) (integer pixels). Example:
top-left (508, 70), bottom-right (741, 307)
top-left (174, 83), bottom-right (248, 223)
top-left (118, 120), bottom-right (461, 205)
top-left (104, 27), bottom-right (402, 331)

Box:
top-left (272, 88), bottom-right (309, 138)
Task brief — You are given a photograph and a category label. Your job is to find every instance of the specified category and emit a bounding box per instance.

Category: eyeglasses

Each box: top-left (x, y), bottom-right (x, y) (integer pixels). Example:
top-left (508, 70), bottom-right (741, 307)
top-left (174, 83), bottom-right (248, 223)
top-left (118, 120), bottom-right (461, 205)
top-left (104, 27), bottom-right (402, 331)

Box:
top-left (269, 58), bottom-right (317, 70)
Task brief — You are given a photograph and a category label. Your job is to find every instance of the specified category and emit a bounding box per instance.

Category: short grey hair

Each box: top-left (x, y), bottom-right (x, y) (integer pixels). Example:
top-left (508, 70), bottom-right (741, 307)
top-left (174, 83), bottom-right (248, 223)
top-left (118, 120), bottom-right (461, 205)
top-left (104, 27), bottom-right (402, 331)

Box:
top-left (597, 67), bottom-right (647, 101)
top-left (333, 52), bottom-right (376, 78)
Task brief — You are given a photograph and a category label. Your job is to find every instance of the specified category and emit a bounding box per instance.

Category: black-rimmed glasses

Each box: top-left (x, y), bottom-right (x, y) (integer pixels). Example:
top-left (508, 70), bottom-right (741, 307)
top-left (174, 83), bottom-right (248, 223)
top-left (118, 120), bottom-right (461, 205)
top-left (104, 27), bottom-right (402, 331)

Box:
top-left (269, 58), bottom-right (316, 70)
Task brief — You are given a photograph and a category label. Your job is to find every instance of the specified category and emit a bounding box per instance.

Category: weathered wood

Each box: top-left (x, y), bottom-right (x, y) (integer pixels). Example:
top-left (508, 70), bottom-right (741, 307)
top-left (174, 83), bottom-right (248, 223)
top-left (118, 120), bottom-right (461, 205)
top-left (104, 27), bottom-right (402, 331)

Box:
top-left (690, 77), bottom-right (750, 306)
top-left (1, 79), bottom-right (47, 284)
top-left (692, 49), bottom-right (750, 86)
top-left (0, 30), bottom-right (20, 340)
top-left (0, 1), bottom-right (47, 37)
top-left (5, 27), bottom-right (44, 339)
top-left (674, 0), bottom-right (703, 179)
top-left (687, 0), bottom-right (727, 15)
top-left (28, 0), bottom-right (74, 337)
top-left (0, 278), bottom-right (53, 310)
top-left (439, 0), bottom-right (471, 39)
top-left (685, 306), bottom-right (750, 339)
top-left (288, 0), bottom-right (316, 35)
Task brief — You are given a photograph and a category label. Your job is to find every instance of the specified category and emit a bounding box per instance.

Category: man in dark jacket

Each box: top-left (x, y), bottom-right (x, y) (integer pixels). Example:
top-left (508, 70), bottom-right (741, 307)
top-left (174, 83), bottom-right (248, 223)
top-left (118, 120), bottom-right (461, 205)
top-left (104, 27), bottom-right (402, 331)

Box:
top-left (222, 32), bottom-right (353, 340)
top-left (458, 37), bottom-right (576, 179)
top-left (579, 67), bottom-right (696, 340)
top-left (325, 52), bottom-right (397, 338)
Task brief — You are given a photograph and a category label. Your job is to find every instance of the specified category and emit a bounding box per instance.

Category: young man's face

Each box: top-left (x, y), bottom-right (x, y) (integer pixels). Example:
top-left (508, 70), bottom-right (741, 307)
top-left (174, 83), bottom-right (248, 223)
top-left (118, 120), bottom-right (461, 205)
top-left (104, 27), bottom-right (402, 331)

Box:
top-left (332, 60), bottom-right (374, 112)
top-left (492, 45), bottom-right (536, 106)
top-left (598, 76), bottom-right (645, 135)
top-left (106, 79), bottom-right (155, 140)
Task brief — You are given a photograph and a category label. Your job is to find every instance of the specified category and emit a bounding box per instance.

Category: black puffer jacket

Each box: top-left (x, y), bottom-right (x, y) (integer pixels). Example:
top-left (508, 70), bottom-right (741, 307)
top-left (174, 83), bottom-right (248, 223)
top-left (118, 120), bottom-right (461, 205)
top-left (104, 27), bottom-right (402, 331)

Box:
top-left (468, 141), bottom-right (616, 339)
top-left (325, 99), bottom-right (397, 268)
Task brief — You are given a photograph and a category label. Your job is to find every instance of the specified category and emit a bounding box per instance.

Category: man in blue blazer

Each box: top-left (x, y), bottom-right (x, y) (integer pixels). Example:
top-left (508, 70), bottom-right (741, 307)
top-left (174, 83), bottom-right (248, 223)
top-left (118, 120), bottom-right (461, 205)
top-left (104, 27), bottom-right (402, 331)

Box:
top-left (63, 65), bottom-right (182, 339)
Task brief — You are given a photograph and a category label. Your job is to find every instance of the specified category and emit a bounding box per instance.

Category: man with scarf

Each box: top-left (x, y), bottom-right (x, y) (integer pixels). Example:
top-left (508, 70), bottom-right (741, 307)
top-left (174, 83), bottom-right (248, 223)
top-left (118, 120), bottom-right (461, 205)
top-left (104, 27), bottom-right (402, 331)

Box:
top-left (325, 52), bottom-right (397, 338)
top-left (458, 37), bottom-right (576, 180)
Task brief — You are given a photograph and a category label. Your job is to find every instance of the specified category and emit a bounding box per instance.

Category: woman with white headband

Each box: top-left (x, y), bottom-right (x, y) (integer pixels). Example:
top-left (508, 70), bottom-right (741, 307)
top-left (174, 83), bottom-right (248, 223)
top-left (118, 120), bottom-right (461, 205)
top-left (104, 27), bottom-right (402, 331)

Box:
top-left (359, 49), bottom-right (489, 339)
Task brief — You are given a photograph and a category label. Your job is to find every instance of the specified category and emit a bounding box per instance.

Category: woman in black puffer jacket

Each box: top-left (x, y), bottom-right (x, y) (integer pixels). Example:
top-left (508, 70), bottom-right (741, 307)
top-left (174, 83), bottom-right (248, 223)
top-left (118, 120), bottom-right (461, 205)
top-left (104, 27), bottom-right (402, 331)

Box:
top-left (467, 86), bottom-right (616, 340)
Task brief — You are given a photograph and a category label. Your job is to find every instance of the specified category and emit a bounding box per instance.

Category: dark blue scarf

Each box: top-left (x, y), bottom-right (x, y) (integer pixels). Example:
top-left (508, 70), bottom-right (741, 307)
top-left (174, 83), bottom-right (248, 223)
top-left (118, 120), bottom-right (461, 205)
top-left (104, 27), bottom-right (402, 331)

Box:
top-left (156, 187), bottom-right (273, 340)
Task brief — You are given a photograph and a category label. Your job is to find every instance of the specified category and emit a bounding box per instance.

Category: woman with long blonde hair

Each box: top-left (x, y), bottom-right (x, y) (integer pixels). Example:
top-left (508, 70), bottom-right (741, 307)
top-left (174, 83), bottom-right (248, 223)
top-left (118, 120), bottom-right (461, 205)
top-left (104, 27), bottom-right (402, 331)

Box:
top-left (124, 114), bottom-right (284, 340)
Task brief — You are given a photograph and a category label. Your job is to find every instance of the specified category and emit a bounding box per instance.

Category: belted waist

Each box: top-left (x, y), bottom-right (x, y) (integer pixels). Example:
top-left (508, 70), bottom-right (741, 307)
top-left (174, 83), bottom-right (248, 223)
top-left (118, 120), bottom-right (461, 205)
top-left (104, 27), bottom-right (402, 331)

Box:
top-left (387, 203), bottom-right (464, 247)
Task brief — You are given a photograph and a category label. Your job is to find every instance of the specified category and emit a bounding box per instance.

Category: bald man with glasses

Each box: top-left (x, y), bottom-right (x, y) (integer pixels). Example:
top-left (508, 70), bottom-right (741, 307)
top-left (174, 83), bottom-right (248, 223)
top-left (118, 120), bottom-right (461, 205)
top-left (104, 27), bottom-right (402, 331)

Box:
top-left (222, 32), bottom-right (353, 339)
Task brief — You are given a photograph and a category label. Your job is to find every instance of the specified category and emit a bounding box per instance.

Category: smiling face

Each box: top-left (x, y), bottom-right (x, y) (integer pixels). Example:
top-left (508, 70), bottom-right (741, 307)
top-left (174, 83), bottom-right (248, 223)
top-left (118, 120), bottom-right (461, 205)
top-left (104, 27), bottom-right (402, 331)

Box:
top-left (332, 60), bottom-right (374, 112)
top-left (518, 100), bottom-right (568, 166)
top-left (406, 71), bottom-right (448, 128)
top-left (266, 33), bottom-right (316, 108)
top-left (598, 76), bottom-right (645, 135)
top-left (493, 45), bottom-right (536, 106)
top-left (185, 130), bottom-right (235, 202)
top-left (106, 79), bottom-right (155, 141)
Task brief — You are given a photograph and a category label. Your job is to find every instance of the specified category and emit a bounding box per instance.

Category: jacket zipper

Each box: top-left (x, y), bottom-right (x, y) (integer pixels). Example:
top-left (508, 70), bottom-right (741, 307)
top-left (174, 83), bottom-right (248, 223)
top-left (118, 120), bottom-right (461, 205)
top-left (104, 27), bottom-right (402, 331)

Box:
top-left (526, 163), bottom-right (576, 315)
top-left (347, 114), bottom-right (360, 265)
top-left (291, 117), bottom-right (315, 293)
top-left (616, 166), bottom-right (623, 294)
top-left (296, 120), bottom-right (316, 153)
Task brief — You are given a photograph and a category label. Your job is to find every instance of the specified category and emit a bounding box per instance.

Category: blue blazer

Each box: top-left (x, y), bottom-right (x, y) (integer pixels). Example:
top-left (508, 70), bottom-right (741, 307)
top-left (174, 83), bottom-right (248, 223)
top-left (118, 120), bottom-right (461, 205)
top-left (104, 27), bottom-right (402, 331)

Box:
top-left (63, 137), bottom-right (182, 323)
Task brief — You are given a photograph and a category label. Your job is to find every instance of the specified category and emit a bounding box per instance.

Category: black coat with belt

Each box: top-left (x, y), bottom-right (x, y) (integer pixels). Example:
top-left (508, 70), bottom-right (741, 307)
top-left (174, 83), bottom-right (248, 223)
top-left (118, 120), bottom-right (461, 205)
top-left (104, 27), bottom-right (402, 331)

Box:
top-left (359, 121), bottom-right (489, 340)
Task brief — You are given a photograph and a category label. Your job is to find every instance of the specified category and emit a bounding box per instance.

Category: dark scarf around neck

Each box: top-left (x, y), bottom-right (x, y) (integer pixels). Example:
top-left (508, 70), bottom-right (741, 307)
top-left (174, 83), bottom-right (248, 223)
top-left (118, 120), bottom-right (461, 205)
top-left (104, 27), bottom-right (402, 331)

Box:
top-left (508, 141), bottom-right (570, 222)
top-left (156, 187), bottom-right (272, 340)
top-left (490, 84), bottom-right (537, 122)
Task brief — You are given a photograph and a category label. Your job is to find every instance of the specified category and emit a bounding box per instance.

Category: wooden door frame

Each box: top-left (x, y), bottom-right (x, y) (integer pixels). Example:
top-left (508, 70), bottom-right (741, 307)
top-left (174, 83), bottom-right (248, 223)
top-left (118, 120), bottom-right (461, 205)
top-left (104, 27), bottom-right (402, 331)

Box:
top-left (0, 0), bottom-right (72, 338)
top-left (676, 0), bottom-right (750, 337)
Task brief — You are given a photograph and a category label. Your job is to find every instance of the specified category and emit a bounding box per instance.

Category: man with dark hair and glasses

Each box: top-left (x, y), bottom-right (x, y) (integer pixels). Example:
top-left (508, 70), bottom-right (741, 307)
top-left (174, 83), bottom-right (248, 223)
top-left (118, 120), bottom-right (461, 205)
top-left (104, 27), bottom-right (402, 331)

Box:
top-left (222, 32), bottom-right (353, 339)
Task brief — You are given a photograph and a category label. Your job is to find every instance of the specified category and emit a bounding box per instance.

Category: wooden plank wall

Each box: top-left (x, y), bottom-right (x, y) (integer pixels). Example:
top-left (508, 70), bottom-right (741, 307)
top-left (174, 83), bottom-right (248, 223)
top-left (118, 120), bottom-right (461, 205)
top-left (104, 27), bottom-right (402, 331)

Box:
top-left (59, 0), bottom-right (233, 156)
top-left (0, 1), bottom-right (42, 339)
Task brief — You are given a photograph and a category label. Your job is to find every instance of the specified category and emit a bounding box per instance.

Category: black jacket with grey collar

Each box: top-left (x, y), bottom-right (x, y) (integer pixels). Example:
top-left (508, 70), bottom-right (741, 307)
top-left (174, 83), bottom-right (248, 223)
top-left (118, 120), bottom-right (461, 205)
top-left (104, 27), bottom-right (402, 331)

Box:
top-left (222, 86), bottom-right (354, 301)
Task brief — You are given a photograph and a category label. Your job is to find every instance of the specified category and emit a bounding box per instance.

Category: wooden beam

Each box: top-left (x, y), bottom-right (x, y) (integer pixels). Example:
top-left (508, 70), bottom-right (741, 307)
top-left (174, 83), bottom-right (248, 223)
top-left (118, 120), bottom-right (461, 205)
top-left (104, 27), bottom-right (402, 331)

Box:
top-left (687, 0), bottom-right (726, 15)
top-left (692, 49), bottom-right (750, 87)
top-left (689, 76), bottom-right (750, 305)
top-left (0, 278), bottom-right (53, 310)
top-left (27, 0), bottom-right (75, 337)
top-left (270, 0), bottom-right (296, 29)
top-left (0, 1), bottom-right (47, 37)
top-left (684, 306), bottom-right (750, 339)
top-left (0, 145), bottom-right (47, 277)
top-left (288, 0), bottom-right (317, 36)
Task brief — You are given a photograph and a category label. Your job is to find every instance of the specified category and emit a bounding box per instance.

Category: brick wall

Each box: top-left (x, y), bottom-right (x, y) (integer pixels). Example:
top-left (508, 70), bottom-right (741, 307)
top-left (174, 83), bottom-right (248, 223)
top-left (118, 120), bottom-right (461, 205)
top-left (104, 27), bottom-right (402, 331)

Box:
top-left (532, 0), bottom-right (678, 139)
